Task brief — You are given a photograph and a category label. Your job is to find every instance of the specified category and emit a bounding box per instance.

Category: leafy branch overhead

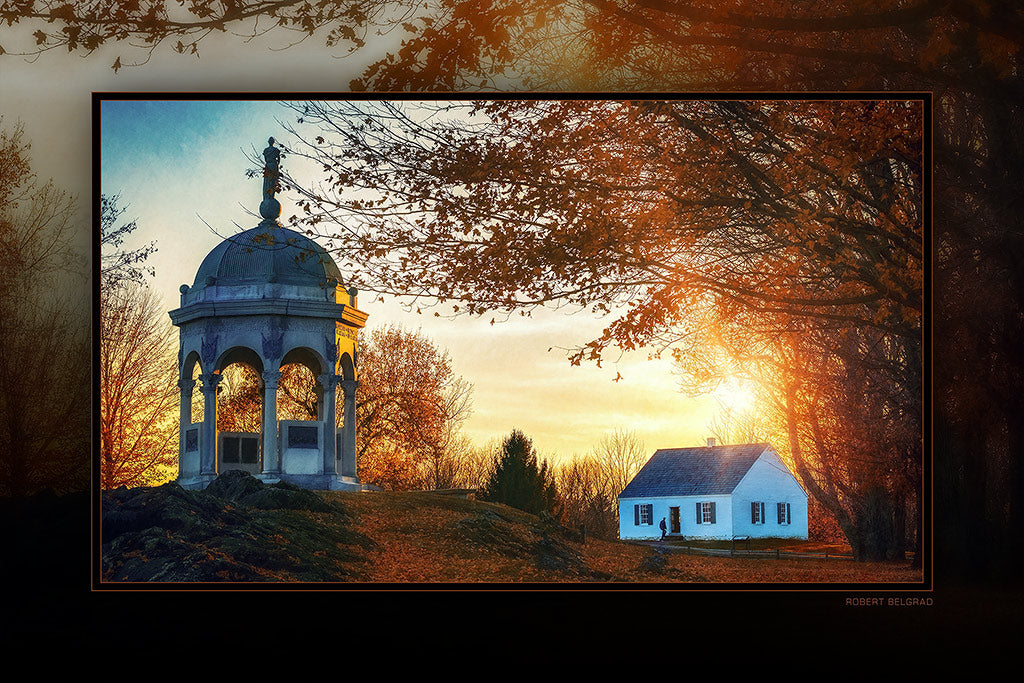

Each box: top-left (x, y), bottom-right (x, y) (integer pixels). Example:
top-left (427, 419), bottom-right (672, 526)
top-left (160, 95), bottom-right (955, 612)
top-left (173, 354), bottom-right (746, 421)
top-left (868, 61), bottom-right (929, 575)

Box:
top-left (2, 2), bottom-right (1020, 94)
top-left (278, 99), bottom-right (922, 364)
top-left (100, 194), bottom-right (156, 292)
top-left (3, 0), bottom-right (1018, 577)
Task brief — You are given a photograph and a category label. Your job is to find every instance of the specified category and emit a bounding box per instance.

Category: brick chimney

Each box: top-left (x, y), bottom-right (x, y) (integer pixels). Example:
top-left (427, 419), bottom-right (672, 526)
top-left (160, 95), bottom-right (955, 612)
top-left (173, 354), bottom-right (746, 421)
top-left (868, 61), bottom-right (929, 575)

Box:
top-left (707, 437), bottom-right (716, 447)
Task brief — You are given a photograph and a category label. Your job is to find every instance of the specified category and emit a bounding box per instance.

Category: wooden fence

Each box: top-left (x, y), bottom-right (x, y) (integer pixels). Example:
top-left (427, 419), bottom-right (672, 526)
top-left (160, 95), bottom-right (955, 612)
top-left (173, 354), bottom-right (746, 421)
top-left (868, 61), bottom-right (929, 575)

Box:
top-left (638, 541), bottom-right (855, 561)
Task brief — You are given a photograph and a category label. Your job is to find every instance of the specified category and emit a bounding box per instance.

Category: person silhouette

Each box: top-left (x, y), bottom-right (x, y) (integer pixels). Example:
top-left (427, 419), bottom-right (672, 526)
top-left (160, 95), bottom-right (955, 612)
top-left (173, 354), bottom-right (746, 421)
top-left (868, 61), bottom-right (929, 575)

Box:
top-left (659, 516), bottom-right (667, 541)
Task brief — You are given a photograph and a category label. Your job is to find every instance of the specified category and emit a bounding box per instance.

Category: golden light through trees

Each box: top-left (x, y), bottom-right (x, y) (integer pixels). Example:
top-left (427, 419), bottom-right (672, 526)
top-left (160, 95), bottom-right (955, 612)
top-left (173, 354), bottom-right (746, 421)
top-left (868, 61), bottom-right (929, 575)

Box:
top-left (88, 97), bottom-right (925, 563)
top-left (99, 194), bottom-right (179, 490)
top-left (273, 98), bottom-right (923, 560)
top-left (99, 283), bottom-right (180, 489)
top-left (711, 376), bottom-right (756, 418)
top-left (0, 0), bottom-right (1013, 591)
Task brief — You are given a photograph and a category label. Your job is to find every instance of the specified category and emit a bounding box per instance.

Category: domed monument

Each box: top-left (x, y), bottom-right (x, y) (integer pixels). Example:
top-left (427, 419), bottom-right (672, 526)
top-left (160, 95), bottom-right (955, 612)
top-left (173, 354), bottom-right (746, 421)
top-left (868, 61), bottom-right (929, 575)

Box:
top-left (169, 138), bottom-right (367, 491)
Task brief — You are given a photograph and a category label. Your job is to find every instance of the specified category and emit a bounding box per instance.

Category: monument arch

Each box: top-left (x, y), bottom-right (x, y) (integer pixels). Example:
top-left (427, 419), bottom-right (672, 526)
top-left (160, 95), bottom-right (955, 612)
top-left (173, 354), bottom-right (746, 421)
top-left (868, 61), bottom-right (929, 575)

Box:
top-left (170, 138), bottom-right (368, 491)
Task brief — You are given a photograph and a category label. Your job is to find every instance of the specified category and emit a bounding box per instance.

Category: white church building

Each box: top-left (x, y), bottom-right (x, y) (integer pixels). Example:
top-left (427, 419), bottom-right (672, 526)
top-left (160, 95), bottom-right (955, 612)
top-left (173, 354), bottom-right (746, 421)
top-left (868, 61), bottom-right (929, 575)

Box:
top-left (618, 441), bottom-right (808, 541)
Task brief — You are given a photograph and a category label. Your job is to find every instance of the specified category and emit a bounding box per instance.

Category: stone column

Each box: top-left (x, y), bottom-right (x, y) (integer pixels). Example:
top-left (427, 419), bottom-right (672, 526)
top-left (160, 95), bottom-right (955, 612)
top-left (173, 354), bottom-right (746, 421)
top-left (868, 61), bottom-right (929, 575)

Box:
top-left (339, 379), bottom-right (359, 478)
top-left (313, 379), bottom-right (325, 420)
top-left (261, 370), bottom-right (282, 475)
top-left (319, 373), bottom-right (339, 475)
top-left (198, 373), bottom-right (221, 476)
top-left (177, 378), bottom-right (195, 458)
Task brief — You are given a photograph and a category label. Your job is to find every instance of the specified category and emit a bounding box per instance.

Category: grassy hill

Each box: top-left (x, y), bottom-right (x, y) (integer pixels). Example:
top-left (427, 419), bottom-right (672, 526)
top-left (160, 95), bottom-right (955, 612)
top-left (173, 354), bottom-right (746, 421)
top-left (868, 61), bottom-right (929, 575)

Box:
top-left (100, 471), bottom-right (922, 584)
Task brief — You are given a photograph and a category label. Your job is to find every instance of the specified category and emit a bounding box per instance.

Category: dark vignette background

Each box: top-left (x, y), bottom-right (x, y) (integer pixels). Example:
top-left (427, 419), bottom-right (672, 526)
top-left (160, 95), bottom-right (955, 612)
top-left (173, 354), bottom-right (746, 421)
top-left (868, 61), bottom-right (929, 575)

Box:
top-left (0, 7), bottom-right (1020, 672)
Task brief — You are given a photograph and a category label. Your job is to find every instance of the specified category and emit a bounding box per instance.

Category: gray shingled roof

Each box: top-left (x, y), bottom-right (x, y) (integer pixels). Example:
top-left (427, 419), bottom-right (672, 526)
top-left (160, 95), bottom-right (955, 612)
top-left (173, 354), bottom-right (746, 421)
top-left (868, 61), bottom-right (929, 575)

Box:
top-left (618, 443), bottom-right (771, 499)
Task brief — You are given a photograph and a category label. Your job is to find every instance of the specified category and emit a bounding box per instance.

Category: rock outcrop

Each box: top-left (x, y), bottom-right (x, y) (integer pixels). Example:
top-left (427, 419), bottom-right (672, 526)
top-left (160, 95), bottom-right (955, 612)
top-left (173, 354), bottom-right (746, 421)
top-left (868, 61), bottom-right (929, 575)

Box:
top-left (101, 472), bottom-right (373, 582)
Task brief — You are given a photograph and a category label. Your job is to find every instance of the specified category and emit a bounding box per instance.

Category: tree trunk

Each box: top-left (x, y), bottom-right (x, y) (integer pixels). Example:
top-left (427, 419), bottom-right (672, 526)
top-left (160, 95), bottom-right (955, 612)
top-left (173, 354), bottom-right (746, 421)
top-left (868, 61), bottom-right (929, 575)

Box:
top-left (854, 485), bottom-right (900, 562)
top-left (783, 382), bottom-right (864, 558)
top-left (891, 489), bottom-right (907, 562)
top-left (938, 420), bottom-right (988, 579)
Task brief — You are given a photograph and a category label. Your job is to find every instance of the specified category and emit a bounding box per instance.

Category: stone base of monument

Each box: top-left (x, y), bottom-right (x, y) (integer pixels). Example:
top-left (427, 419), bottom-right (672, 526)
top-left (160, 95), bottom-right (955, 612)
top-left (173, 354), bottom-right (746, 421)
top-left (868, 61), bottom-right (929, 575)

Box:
top-left (177, 472), bottom-right (364, 492)
top-left (330, 475), bottom-right (364, 492)
top-left (176, 473), bottom-right (220, 491)
top-left (273, 473), bottom-right (364, 492)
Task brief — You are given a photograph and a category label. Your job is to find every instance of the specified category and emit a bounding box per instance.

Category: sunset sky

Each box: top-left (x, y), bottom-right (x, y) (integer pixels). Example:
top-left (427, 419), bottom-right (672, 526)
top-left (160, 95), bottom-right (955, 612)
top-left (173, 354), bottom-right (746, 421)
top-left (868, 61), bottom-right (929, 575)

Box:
top-left (97, 98), bottom-right (731, 463)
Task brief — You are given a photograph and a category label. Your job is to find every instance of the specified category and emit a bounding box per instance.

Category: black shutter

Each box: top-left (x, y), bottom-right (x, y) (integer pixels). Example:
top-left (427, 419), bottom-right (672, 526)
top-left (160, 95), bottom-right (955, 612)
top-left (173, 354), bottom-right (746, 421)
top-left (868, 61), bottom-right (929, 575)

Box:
top-left (761, 502), bottom-right (765, 524)
top-left (696, 502), bottom-right (702, 524)
top-left (710, 502), bottom-right (716, 524)
top-left (634, 504), bottom-right (640, 526)
top-left (786, 503), bottom-right (791, 525)
top-left (751, 501), bottom-right (756, 523)
top-left (646, 504), bottom-right (654, 525)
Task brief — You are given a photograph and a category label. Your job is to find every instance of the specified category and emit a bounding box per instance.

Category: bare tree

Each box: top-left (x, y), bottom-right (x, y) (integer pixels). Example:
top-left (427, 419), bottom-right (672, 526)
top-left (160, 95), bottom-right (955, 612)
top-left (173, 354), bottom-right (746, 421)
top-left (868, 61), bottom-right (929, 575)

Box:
top-left (420, 428), bottom-right (473, 490)
top-left (556, 454), bottom-right (617, 540)
top-left (99, 283), bottom-right (179, 489)
top-left (706, 398), bottom-right (769, 446)
top-left (98, 188), bottom-right (178, 490)
top-left (419, 373), bottom-right (474, 489)
top-left (0, 121), bottom-right (89, 496)
top-left (100, 194), bottom-right (155, 291)
top-left (554, 430), bottom-right (648, 539)
top-left (592, 429), bottom-right (647, 502)
top-left (455, 439), bottom-right (499, 491)
top-left (0, 298), bottom-right (90, 496)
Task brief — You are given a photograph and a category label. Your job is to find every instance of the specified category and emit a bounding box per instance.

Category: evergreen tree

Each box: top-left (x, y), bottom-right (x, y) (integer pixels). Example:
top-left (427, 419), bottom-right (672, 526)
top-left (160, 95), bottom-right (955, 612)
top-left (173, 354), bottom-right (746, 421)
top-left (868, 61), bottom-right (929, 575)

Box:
top-left (480, 430), bottom-right (559, 518)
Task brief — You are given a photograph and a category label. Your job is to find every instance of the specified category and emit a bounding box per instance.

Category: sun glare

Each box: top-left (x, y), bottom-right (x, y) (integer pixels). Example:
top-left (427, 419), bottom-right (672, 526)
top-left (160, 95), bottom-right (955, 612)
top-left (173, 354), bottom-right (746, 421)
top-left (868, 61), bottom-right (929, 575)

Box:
top-left (713, 376), bottom-right (757, 415)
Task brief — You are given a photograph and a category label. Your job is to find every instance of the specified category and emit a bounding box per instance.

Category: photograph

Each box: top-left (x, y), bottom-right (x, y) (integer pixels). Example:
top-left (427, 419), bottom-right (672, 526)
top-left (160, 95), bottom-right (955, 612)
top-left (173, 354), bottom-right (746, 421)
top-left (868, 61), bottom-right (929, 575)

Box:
top-left (1, 0), bottom-right (1020, 670)
top-left (96, 96), bottom-right (925, 588)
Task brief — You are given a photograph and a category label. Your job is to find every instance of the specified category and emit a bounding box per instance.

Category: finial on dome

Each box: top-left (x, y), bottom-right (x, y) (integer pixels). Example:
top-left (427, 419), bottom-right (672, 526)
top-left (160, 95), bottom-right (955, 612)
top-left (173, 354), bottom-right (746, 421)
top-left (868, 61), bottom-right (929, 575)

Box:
top-left (260, 137), bottom-right (282, 222)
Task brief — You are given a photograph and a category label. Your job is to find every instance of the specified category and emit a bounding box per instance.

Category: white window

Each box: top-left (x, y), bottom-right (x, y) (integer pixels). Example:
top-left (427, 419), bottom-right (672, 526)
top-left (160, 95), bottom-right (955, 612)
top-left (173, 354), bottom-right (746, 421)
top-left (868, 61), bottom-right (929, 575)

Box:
top-left (751, 501), bottom-right (765, 524)
top-left (777, 502), bottom-right (791, 525)
top-left (696, 501), bottom-right (716, 524)
top-left (702, 502), bottom-right (714, 523)
top-left (635, 503), bottom-right (653, 526)
top-left (640, 503), bottom-right (653, 525)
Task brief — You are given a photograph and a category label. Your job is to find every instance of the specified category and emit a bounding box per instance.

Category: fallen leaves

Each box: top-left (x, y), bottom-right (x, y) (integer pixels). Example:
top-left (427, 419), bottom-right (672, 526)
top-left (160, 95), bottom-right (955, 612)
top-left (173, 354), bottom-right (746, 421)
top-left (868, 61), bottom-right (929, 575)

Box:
top-left (327, 491), bottom-right (923, 584)
top-left (102, 482), bottom-right (922, 584)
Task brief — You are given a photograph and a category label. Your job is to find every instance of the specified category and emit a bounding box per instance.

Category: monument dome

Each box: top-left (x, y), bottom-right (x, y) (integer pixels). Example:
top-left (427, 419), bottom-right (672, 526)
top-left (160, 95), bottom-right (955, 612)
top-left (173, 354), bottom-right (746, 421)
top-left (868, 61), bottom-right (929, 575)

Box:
top-left (169, 137), bottom-right (367, 492)
top-left (191, 225), bottom-right (343, 293)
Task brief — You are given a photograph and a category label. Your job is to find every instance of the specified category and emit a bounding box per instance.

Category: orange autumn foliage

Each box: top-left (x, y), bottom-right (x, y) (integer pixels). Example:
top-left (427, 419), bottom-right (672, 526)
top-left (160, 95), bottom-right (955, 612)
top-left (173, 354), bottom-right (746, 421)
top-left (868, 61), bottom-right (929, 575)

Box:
top-left (7, 2), bottom-right (1019, 99)
top-left (355, 325), bottom-right (473, 490)
top-left (280, 100), bottom-right (921, 361)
